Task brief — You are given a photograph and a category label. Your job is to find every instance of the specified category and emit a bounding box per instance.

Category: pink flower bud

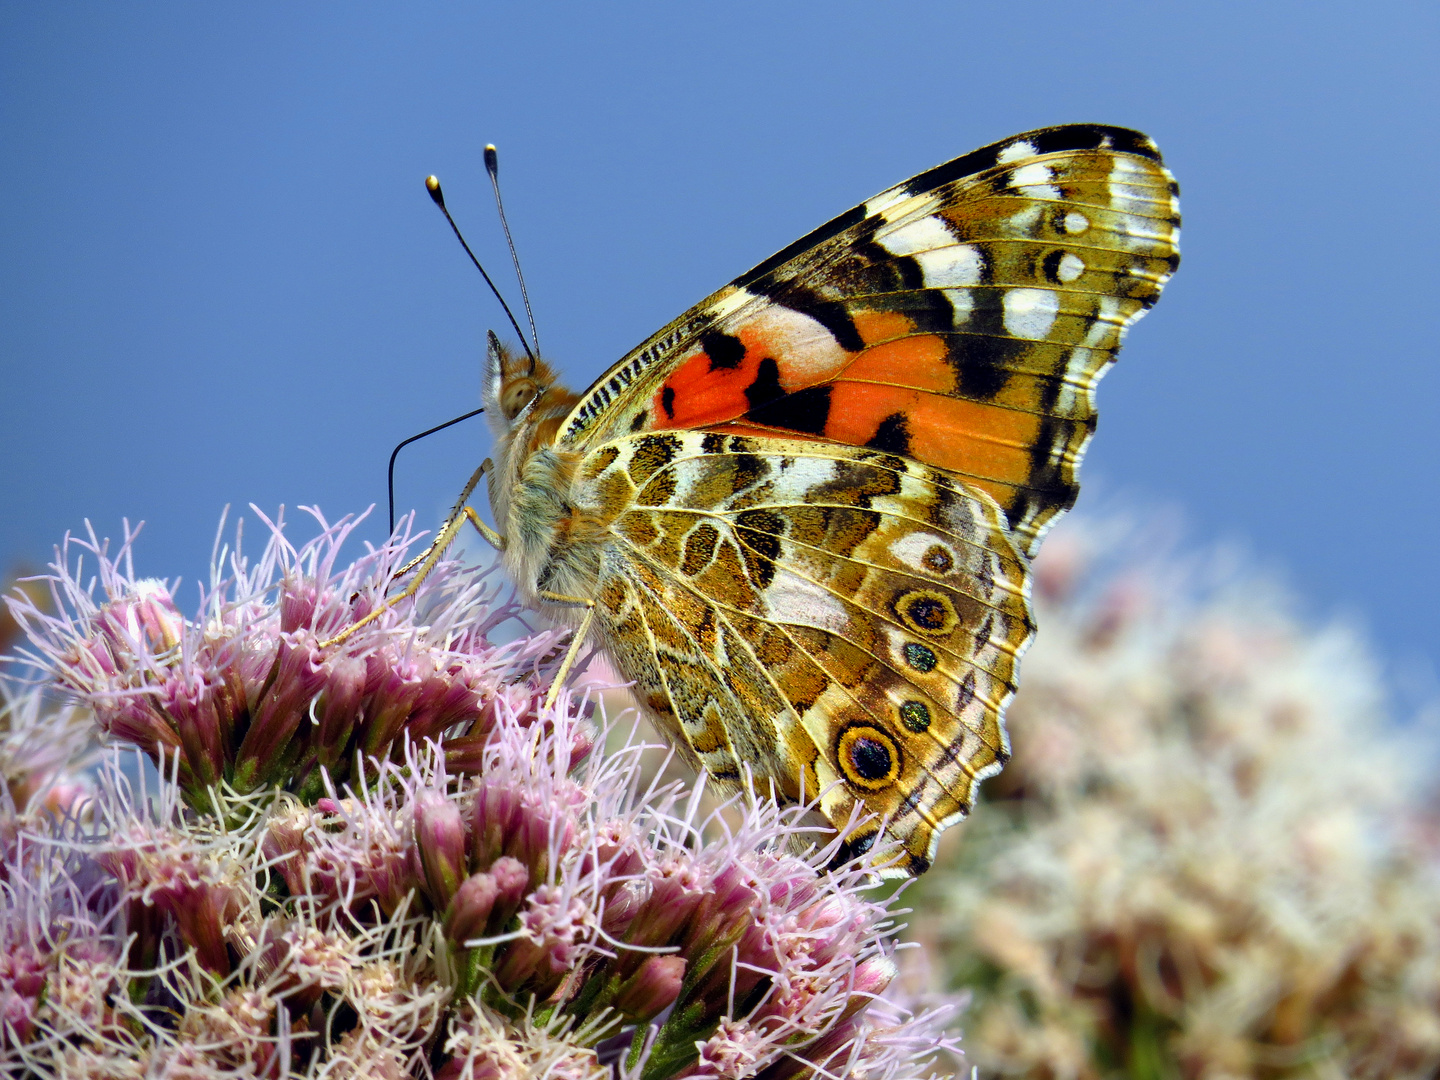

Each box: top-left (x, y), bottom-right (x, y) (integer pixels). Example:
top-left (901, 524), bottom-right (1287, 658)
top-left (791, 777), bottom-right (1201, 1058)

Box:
top-left (356, 652), bottom-right (425, 756)
top-left (477, 680), bottom-right (543, 733)
top-left (797, 895), bottom-right (865, 968)
top-left (838, 955), bottom-right (897, 1021)
top-left (444, 872), bottom-right (501, 944)
top-left (624, 860), bottom-right (706, 953)
top-left (569, 722), bottom-right (596, 766)
top-left (440, 734), bottom-right (489, 775)
top-left (413, 791), bottom-right (468, 910)
top-left (312, 655), bottom-right (368, 768)
top-left (97, 579), bottom-right (185, 658)
top-left (96, 696), bottom-right (184, 763)
top-left (600, 878), bottom-right (648, 940)
top-left (403, 666), bottom-right (483, 746)
top-left (261, 805), bottom-right (310, 897)
top-left (232, 631), bottom-right (326, 790)
top-left (689, 1018), bottom-right (768, 1080)
top-left (492, 885), bottom-right (592, 996)
top-left (612, 954), bottom-right (686, 1022)
top-left (587, 820), bottom-right (647, 883)
top-left (279, 578), bottom-right (321, 634)
top-left (680, 861), bottom-right (758, 957)
top-left (156, 668), bottom-right (228, 788)
top-left (0, 944), bottom-right (47, 998)
top-left (487, 856), bottom-right (530, 931)
top-left (0, 987), bottom-right (38, 1046)
top-left (471, 780), bottom-right (523, 870)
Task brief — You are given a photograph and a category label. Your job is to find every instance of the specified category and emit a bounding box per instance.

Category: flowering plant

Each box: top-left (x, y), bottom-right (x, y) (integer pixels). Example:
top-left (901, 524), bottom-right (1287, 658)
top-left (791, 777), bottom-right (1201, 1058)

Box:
top-left (1, 509), bottom-right (960, 1079)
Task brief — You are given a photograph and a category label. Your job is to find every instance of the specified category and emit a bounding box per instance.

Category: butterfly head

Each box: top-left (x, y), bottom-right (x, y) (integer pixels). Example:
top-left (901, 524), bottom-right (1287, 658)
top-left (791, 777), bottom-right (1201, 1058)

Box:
top-left (481, 330), bottom-right (581, 458)
top-left (483, 331), bottom-right (543, 424)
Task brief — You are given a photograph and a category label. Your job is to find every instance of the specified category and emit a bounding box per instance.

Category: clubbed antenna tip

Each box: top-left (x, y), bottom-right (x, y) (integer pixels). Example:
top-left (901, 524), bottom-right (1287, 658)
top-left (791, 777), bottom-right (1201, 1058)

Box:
top-left (422, 168), bottom-right (533, 360)
top-left (483, 141), bottom-right (540, 356)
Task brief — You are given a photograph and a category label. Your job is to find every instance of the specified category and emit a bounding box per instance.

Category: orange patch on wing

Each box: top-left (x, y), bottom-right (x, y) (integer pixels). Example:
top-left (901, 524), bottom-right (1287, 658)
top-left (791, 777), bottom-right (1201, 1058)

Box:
top-left (656, 319), bottom-right (867, 430)
top-left (907, 400), bottom-right (1040, 494)
top-left (823, 384), bottom-right (1040, 491)
top-left (851, 310), bottom-right (916, 347)
top-left (844, 336), bottom-right (955, 394)
top-left (653, 348), bottom-right (762, 429)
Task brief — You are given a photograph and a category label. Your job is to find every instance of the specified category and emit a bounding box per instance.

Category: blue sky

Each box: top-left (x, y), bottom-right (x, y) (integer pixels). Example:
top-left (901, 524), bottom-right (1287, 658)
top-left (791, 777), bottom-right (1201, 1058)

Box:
top-left (2, 2), bottom-right (1437, 675)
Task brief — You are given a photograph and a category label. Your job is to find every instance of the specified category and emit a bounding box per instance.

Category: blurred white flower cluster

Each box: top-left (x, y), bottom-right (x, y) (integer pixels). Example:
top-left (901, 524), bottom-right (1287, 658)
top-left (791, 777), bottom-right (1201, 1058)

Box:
top-left (1, 510), bottom-right (959, 1079)
top-left (909, 516), bottom-right (1440, 1079)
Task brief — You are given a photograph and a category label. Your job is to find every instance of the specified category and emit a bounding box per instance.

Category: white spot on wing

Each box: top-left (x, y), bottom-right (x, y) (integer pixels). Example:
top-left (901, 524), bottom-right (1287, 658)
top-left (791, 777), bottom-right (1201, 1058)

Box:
top-left (875, 215), bottom-right (953, 256)
top-left (1009, 162), bottom-right (1061, 199)
top-left (745, 306), bottom-right (850, 381)
top-left (935, 490), bottom-right (985, 539)
top-left (914, 244), bottom-right (983, 287)
top-left (707, 287), bottom-right (758, 320)
top-left (752, 457), bottom-right (838, 504)
top-left (1003, 288), bottom-right (1060, 340)
top-left (864, 186), bottom-right (911, 220)
top-left (889, 533), bottom-right (957, 573)
top-left (763, 568), bottom-right (851, 634)
top-left (1082, 297), bottom-right (1124, 346)
top-left (1006, 204), bottom-right (1044, 234)
top-left (866, 191), bottom-right (936, 225)
top-left (996, 140), bottom-right (1037, 164)
top-left (942, 287), bottom-right (974, 325)
top-left (1105, 158), bottom-right (1167, 216)
top-left (1063, 211), bottom-right (1089, 234)
top-left (1056, 253), bottom-right (1085, 283)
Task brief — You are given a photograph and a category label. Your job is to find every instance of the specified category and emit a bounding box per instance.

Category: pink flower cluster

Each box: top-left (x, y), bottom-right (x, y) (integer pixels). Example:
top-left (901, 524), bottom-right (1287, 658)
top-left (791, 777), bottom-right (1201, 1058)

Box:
top-left (14, 511), bottom-right (563, 809)
top-left (1, 509), bottom-right (962, 1078)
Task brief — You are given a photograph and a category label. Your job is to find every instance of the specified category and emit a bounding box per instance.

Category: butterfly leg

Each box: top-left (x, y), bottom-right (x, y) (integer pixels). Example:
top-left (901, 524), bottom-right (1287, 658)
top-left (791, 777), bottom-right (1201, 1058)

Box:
top-left (320, 459), bottom-right (506, 648)
top-left (536, 592), bottom-right (596, 711)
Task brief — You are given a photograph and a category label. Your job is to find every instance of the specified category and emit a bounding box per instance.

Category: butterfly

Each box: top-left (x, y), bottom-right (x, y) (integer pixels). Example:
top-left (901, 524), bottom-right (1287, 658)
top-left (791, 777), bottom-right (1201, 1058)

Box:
top-left (341, 124), bottom-right (1179, 876)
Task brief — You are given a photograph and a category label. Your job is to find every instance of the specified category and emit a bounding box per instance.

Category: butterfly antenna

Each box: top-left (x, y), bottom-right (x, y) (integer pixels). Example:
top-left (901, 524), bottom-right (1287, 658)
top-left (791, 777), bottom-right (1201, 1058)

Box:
top-left (484, 143), bottom-right (540, 359)
top-left (386, 406), bottom-right (487, 535)
top-left (425, 175), bottom-right (535, 362)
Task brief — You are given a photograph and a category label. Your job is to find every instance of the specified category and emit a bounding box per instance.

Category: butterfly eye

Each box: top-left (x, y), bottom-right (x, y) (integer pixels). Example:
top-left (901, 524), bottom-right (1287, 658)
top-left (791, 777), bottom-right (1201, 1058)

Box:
top-left (500, 378), bottom-right (540, 420)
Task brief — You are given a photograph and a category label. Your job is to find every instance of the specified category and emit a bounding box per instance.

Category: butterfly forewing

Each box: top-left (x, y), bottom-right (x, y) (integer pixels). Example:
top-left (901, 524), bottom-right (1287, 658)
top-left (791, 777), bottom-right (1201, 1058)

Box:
top-left (575, 431), bottom-right (1032, 874)
top-left (488, 125), bottom-right (1178, 875)
top-left (560, 124), bottom-right (1179, 555)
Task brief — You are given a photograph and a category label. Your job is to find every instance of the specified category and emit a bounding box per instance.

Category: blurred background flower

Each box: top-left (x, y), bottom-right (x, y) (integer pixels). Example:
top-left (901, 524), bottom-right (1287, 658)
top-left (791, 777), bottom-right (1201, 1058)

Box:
top-left (908, 515), bottom-right (1440, 1079)
top-left (1, 509), bottom-right (960, 1079)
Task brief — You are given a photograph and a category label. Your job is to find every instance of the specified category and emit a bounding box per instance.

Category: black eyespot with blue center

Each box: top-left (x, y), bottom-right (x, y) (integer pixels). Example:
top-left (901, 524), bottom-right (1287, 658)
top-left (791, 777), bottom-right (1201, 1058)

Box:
top-left (899, 700), bottom-right (932, 733)
top-left (903, 642), bottom-right (937, 672)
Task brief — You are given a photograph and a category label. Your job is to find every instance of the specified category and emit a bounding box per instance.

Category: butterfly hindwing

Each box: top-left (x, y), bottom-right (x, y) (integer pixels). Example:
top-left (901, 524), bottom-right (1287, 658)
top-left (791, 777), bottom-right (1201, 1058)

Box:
top-left (560, 123), bottom-right (1180, 554)
top-left (576, 431), bottom-right (1032, 873)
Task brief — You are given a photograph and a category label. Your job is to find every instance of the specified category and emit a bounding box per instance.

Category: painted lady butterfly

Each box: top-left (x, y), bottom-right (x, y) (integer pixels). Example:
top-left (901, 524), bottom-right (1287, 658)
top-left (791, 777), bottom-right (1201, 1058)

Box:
top-left (343, 124), bottom-right (1180, 876)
